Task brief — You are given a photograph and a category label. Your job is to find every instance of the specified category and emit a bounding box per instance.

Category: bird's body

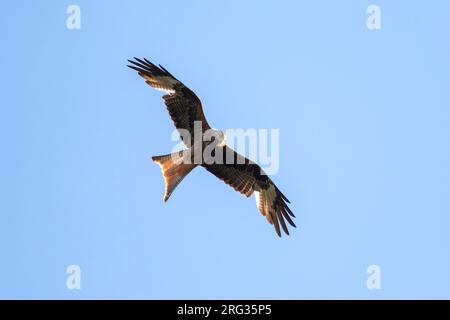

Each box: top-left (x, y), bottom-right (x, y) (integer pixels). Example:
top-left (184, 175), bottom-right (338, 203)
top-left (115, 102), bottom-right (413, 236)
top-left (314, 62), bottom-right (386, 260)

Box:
top-left (128, 58), bottom-right (295, 236)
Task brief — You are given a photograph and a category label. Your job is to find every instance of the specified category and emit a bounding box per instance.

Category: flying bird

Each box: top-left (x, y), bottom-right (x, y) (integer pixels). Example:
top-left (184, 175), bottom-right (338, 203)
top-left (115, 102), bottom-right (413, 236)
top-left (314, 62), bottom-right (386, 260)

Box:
top-left (127, 58), bottom-right (295, 236)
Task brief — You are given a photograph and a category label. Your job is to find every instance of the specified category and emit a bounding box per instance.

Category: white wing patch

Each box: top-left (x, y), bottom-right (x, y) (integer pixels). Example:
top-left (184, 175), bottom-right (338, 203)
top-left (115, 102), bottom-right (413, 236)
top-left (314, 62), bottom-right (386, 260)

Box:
top-left (142, 74), bottom-right (177, 94)
top-left (254, 184), bottom-right (277, 225)
top-left (254, 190), bottom-right (261, 208)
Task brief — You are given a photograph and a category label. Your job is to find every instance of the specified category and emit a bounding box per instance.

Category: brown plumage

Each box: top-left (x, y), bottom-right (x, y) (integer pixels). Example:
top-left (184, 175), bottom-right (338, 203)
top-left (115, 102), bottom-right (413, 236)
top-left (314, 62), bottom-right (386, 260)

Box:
top-left (128, 58), bottom-right (210, 146)
top-left (128, 58), bottom-right (295, 236)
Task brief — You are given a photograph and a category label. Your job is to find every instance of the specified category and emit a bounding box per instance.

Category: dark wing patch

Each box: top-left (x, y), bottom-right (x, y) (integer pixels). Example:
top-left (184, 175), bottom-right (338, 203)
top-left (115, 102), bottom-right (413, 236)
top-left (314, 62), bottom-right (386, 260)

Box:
top-left (204, 163), bottom-right (259, 197)
top-left (203, 146), bottom-right (265, 197)
top-left (162, 88), bottom-right (210, 145)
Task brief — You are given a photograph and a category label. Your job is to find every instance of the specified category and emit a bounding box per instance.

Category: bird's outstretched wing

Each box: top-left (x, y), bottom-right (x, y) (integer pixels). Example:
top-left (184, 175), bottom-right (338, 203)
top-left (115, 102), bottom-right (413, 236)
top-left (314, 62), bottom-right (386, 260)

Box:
top-left (203, 146), bottom-right (295, 237)
top-left (127, 58), bottom-right (211, 146)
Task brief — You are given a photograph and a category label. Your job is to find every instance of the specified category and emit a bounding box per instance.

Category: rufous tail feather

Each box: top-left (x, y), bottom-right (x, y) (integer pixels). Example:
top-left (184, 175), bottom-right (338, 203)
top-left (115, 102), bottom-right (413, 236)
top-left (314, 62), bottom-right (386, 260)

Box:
top-left (152, 151), bottom-right (197, 202)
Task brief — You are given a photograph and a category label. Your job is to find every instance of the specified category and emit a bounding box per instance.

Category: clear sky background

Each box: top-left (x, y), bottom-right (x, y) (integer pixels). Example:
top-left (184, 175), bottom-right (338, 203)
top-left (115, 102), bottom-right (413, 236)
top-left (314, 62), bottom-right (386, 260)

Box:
top-left (1, 1), bottom-right (450, 299)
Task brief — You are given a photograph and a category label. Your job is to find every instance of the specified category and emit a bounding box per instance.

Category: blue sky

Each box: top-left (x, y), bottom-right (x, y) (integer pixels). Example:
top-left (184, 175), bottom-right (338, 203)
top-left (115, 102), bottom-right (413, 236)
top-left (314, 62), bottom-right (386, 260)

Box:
top-left (1, 1), bottom-right (450, 299)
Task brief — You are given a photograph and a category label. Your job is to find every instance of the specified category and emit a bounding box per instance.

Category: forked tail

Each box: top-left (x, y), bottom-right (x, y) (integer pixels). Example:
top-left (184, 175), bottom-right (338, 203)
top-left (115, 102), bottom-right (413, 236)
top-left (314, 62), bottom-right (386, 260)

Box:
top-left (152, 151), bottom-right (197, 202)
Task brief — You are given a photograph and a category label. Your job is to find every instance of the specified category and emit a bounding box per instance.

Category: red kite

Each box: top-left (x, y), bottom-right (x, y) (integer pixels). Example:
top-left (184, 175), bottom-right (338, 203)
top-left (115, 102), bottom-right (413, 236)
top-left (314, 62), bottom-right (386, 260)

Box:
top-left (128, 58), bottom-right (295, 236)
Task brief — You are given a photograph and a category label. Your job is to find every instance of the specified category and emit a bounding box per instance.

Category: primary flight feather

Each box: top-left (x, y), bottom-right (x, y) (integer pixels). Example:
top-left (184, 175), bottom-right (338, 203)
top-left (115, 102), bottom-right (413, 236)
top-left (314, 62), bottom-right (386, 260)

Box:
top-left (127, 58), bottom-right (295, 236)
